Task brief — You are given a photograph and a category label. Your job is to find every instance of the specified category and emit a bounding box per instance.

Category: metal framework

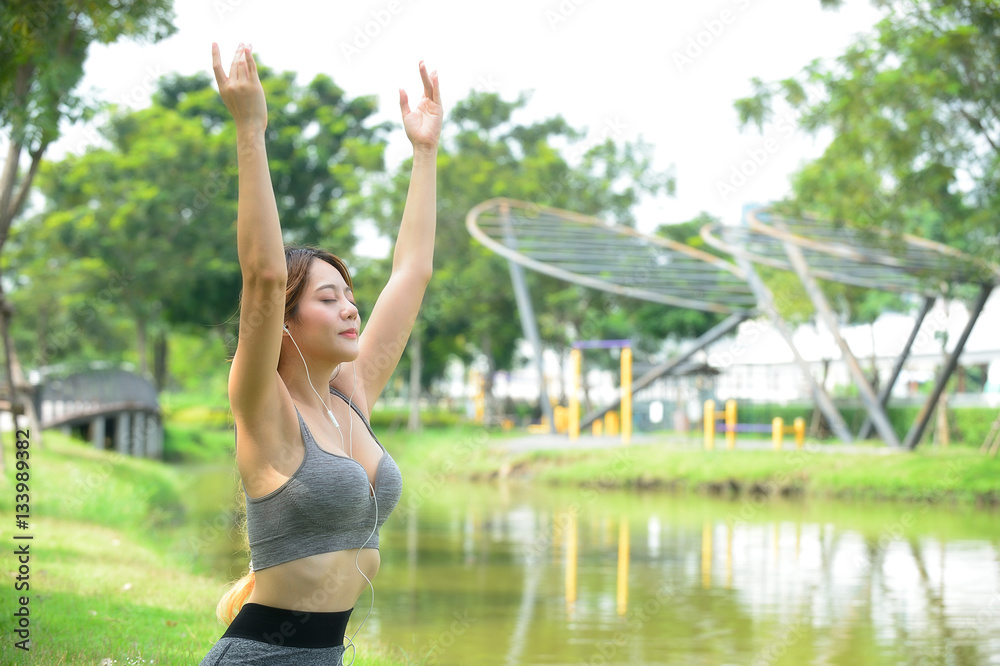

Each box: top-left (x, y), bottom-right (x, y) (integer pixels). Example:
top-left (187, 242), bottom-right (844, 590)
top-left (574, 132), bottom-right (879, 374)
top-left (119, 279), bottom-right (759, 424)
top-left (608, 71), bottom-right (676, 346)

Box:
top-left (702, 206), bottom-right (999, 449)
top-left (466, 198), bottom-right (757, 430)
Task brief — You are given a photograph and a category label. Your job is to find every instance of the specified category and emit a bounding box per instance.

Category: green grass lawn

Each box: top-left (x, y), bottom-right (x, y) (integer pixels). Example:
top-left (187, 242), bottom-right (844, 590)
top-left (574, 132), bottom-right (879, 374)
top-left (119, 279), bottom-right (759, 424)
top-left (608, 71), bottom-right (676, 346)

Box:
top-left (467, 439), bottom-right (1000, 504)
top-left (372, 424), bottom-right (1000, 506)
top-left (0, 432), bottom-right (410, 665)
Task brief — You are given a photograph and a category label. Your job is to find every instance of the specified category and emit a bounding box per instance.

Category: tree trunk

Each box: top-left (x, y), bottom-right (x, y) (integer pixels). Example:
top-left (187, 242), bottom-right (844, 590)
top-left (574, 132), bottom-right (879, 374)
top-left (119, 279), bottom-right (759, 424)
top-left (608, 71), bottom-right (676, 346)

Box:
top-left (0, 70), bottom-right (49, 461)
top-left (153, 329), bottom-right (168, 391)
top-left (407, 329), bottom-right (422, 432)
top-left (809, 358), bottom-right (831, 438)
top-left (481, 334), bottom-right (497, 425)
top-left (0, 286), bottom-right (43, 458)
top-left (933, 392), bottom-right (950, 448)
top-left (136, 316), bottom-right (148, 377)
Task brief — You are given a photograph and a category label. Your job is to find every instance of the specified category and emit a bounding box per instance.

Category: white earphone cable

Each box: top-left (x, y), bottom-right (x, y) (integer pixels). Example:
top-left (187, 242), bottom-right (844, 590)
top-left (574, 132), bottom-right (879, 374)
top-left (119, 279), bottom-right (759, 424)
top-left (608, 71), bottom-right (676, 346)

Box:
top-left (284, 329), bottom-right (375, 665)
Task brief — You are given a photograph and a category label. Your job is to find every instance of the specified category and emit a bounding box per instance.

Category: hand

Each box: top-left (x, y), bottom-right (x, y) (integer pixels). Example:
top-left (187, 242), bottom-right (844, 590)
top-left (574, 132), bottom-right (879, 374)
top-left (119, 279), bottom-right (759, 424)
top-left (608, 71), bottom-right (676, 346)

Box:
top-left (400, 61), bottom-right (442, 153)
top-left (212, 42), bottom-right (267, 133)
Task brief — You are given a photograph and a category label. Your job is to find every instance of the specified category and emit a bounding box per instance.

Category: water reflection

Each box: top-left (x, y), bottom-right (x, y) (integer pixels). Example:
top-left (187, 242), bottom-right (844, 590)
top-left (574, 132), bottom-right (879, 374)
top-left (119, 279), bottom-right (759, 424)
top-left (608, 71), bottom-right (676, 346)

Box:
top-left (367, 483), bottom-right (1000, 665)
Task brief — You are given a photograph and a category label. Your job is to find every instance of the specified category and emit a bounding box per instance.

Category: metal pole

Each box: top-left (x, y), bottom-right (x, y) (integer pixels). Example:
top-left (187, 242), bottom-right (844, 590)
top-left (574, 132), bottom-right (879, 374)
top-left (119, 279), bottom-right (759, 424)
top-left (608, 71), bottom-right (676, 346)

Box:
top-left (735, 255), bottom-right (854, 443)
top-left (569, 349), bottom-right (581, 441)
top-left (858, 296), bottom-right (934, 440)
top-left (621, 347), bottom-right (632, 445)
top-left (903, 285), bottom-right (993, 450)
top-left (500, 201), bottom-right (556, 433)
top-left (579, 311), bottom-right (749, 429)
top-left (772, 219), bottom-right (900, 447)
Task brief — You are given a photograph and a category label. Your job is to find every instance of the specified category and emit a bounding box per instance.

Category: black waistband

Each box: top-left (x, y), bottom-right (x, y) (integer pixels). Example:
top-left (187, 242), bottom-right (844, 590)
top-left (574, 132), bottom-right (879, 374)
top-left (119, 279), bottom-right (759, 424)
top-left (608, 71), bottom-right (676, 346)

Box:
top-left (223, 602), bottom-right (353, 648)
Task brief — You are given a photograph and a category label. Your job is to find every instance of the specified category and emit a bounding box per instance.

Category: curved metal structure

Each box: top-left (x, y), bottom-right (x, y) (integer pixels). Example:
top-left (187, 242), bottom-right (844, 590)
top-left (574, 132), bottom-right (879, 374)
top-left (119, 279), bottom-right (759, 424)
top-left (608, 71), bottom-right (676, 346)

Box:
top-left (467, 198), bottom-right (757, 315)
top-left (701, 208), bottom-right (999, 296)
top-left (701, 206), bottom-right (998, 449)
top-left (466, 198), bottom-right (757, 430)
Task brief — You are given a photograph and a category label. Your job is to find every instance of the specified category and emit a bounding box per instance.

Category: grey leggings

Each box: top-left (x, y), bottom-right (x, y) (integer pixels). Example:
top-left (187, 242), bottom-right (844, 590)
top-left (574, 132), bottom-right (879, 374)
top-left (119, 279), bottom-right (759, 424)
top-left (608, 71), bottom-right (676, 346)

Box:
top-left (199, 636), bottom-right (346, 665)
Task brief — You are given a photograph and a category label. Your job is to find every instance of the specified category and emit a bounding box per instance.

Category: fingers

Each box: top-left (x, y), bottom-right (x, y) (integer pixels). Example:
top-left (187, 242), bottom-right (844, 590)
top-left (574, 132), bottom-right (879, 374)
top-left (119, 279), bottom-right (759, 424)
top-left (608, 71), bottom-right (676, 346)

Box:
top-left (232, 42), bottom-right (246, 81)
top-left (419, 60), bottom-right (434, 101)
top-left (245, 42), bottom-right (258, 78)
top-left (211, 43), bottom-right (227, 90)
top-left (399, 88), bottom-right (410, 118)
top-left (430, 69), bottom-right (441, 105)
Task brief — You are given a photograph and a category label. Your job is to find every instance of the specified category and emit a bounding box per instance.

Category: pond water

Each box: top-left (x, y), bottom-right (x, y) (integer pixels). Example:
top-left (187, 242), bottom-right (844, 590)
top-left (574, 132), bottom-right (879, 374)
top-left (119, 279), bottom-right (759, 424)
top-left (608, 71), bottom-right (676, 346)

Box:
top-left (178, 469), bottom-right (1000, 665)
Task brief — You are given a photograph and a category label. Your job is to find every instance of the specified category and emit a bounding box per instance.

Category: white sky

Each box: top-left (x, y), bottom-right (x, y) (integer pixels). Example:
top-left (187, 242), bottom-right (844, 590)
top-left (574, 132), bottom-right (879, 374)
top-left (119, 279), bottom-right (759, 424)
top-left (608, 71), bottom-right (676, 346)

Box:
top-left (53, 0), bottom-right (884, 240)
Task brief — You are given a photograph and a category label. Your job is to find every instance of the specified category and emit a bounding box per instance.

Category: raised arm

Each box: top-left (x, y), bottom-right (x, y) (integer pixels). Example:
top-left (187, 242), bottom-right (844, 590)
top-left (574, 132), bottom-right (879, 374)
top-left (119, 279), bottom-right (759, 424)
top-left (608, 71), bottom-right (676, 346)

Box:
top-left (212, 43), bottom-right (288, 424)
top-left (351, 62), bottom-right (442, 409)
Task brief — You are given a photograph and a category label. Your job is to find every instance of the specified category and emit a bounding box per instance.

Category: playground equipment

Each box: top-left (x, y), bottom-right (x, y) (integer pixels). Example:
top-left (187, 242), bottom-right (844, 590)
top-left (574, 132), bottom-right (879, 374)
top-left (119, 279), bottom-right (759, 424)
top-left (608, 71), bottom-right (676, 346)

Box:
top-left (703, 399), bottom-right (805, 450)
top-left (568, 340), bottom-right (632, 444)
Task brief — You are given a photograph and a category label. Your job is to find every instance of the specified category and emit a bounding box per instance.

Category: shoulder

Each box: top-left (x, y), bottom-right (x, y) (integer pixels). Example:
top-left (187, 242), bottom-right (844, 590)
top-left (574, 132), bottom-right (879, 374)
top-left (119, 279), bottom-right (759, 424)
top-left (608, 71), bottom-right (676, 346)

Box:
top-left (330, 366), bottom-right (373, 419)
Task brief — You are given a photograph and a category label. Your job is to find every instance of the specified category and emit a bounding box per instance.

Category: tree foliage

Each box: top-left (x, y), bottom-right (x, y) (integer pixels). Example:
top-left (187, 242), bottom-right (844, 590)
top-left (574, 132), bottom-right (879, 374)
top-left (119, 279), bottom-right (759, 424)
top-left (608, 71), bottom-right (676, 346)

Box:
top-left (373, 92), bottom-right (674, 400)
top-left (735, 0), bottom-right (1000, 273)
top-left (8, 60), bottom-right (388, 386)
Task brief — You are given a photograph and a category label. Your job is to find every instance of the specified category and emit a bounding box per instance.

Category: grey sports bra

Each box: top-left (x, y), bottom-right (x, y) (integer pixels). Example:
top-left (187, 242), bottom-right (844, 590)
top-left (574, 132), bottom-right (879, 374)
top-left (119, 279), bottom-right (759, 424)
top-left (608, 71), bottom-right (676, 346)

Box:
top-left (243, 386), bottom-right (403, 571)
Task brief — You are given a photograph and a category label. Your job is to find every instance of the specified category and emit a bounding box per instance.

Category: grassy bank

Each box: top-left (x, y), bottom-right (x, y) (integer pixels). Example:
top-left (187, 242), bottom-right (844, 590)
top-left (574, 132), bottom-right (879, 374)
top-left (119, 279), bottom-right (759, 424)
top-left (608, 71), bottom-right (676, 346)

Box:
top-left (156, 388), bottom-right (1000, 507)
top-left (367, 424), bottom-right (1000, 506)
top-left (0, 431), bottom-right (409, 665)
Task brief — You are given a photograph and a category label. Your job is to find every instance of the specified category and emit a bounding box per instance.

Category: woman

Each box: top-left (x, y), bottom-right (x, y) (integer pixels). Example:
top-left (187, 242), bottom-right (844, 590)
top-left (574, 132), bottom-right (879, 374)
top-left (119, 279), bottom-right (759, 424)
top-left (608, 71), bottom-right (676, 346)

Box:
top-left (200, 42), bottom-right (441, 665)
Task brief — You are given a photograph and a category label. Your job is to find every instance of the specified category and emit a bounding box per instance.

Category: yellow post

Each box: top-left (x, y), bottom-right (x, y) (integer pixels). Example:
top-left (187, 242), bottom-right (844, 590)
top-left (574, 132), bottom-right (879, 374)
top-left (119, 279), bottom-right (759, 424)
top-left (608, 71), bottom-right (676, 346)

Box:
top-left (569, 349), bottom-right (581, 441)
top-left (605, 411), bottom-right (619, 437)
top-left (565, 511), bottom-right (578, 610)
top-left (794, 417), bottom-right (805, 449)
top-left (701, 521), bottom-right (712, 589)
top-left (621, 347), bottom-right (632, 445)
top-left (554, 405), bottom-right (568, 433)
top-left (772, 417), bottom-right (784, 450)
top-left (725, 521), bottom-right (733, 589)
top-left (592, 420), bottom-right (603, 436)
top-left (616, 518), bottom-right (630, 615)
top-left (472, 370), bottom-right (485, 424)
top-left (725, 399), bottom-right (737, 450)
top-left (704, 400), bottom-right (716, 450)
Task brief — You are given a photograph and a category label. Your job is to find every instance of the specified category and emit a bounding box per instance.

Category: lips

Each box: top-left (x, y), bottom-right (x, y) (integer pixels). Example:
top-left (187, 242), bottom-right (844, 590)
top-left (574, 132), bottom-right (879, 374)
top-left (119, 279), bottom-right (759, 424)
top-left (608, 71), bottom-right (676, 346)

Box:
top-left (339, 329), bottom-right (358, 339)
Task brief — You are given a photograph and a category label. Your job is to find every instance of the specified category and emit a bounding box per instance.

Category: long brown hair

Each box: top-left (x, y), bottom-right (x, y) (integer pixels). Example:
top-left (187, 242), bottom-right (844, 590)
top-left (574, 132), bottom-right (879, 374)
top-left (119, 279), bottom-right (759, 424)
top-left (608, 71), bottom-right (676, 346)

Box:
top-left (216, 246), bottom-right (353, 625)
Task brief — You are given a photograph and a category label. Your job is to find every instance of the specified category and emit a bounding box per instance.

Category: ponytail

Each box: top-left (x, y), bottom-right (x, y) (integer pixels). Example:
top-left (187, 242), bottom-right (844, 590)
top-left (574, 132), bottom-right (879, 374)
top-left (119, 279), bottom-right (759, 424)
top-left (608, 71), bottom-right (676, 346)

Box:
top-left (216, 568), bottom-right (255, 625)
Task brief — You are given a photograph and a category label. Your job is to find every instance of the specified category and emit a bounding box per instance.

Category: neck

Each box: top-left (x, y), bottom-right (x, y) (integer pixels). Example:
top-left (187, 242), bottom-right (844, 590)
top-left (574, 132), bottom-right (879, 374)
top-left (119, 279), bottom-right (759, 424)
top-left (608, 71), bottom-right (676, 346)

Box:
top-left (278, 355), bottom-right (341, 412)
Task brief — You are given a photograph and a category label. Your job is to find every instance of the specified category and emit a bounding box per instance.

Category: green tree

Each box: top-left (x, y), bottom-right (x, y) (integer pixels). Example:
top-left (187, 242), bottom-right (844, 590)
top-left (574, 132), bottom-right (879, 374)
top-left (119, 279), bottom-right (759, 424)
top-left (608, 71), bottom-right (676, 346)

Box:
top-left (734, 0), bottom-right (1000, 282)
top-left (0, 0), bottom-right (175, 440)
top-left (372, 91), bottom-right (673, 420)
top-left (9, 61), bottom-right (388, 390)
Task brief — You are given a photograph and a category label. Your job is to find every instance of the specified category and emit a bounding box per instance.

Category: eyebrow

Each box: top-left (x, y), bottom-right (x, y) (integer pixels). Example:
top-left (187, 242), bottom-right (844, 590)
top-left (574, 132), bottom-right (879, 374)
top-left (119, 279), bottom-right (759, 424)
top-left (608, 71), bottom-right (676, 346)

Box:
top-left (315, 283), bottom-right (354, 295)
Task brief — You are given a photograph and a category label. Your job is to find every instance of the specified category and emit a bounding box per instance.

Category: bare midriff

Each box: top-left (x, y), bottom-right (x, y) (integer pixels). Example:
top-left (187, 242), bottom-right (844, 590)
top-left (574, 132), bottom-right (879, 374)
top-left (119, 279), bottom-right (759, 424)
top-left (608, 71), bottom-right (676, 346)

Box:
top-left (246, 547), bottom-right (381, 612)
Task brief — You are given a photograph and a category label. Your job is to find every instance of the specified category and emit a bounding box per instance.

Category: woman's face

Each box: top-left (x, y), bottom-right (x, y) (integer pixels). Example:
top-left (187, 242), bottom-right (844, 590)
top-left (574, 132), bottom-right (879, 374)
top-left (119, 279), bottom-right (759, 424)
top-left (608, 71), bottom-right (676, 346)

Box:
top-left (286, 258), bottom-right (360, 364)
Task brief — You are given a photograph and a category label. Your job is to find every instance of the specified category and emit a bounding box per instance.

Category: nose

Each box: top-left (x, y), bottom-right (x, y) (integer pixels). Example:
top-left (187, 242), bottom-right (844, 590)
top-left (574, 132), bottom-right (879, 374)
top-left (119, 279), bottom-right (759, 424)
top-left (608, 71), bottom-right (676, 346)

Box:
top-left (343, 301), bottom-right (359, 320)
